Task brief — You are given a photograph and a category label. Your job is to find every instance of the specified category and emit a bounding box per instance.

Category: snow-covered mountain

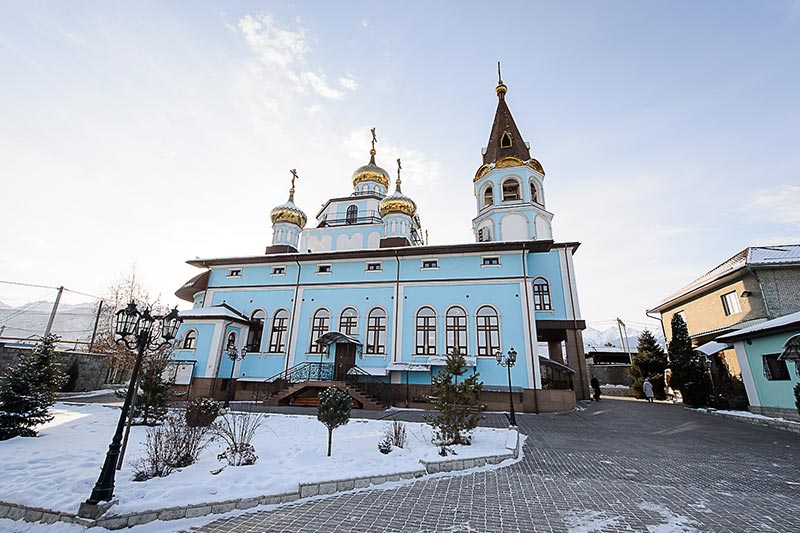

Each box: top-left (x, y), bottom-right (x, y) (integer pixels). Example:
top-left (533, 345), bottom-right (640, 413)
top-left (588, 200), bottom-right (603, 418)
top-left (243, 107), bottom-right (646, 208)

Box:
top-left (0, 300), bottom-right (99, 342)
top-left (582, 325), bottom-right (665, 353)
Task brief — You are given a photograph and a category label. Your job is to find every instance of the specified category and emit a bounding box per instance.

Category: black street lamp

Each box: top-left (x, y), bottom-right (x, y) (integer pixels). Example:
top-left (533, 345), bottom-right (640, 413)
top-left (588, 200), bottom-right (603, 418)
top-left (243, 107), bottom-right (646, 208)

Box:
top-left (223, 341), bottom-right (247, 408)
top-left (79, 302), bottom-right (181, 517)
top-left (495, 346), bottom-right (518, 426)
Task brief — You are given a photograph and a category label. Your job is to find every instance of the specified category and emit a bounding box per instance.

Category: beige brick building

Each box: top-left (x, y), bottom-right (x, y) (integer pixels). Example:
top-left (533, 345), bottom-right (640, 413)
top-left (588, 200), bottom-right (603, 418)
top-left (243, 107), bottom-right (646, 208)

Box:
top-left (647, 245), bottom-right (800, 378)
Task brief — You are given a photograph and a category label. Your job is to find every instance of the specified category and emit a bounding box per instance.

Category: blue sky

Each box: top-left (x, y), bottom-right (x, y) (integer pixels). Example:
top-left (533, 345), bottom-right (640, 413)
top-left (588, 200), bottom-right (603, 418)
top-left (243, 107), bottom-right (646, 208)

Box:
top-left (1, 1), bottom-right (799, 329)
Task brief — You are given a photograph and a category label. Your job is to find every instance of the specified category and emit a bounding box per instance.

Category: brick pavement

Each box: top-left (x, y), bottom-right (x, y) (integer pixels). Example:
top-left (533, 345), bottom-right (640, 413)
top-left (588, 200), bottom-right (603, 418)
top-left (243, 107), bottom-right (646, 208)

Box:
top-left (184, 398), bottom-right (800, 532)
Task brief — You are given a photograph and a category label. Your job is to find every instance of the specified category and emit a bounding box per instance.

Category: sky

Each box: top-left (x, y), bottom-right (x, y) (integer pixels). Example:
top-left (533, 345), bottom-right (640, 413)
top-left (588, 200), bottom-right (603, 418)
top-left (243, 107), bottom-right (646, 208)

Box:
top-left (1, 0), bottom-right (799, 331)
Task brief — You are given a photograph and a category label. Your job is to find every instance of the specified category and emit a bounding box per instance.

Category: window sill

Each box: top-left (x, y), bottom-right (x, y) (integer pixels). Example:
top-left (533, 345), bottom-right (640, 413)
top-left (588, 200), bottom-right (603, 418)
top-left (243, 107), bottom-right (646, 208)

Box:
top-left (481, 264), bottom-right (501, 268)
top-left (420, 267), bottom-right (439, 271)
top-left (365, 269), bottom-right (383, 273)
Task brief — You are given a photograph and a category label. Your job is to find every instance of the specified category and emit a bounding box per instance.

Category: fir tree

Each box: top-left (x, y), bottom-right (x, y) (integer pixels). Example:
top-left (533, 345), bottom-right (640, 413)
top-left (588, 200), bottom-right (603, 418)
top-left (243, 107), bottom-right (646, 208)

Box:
top-left (426, 347), bottom-right (484, 447)
top-left (629, 330), bottom-right (668, 399)
top-left (131, 350), bottom-right (175, 426)
top-left (317, 386), bottom-right (351, 457)
top-left (667, 314), bottom-right (694, 392)
top-left (0, 335), bottom-right (67, 440)
top-left (667, 314), bottom-right (711, 407)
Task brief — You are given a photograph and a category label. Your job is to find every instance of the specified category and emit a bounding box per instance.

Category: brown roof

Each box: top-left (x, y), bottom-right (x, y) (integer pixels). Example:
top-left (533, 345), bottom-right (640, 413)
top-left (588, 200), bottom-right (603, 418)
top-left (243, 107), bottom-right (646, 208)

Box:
top-left (483, 89), bottom-right (531, 165)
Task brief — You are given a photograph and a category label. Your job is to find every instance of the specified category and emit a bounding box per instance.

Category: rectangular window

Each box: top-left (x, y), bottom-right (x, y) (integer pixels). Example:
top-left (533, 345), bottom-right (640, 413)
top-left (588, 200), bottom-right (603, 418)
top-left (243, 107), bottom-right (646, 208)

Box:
top-left (721, 291), bottom-right (741, 316)
top-left (476, 315), bottom-right (500, 356)
top-left (422, 260), bottom-right (438, 270)
top-left (227, 268), bottom-right (242, 277)
top-left (309, 315), bottom-right (330, 353)
top-left (482, 256), bottom-right (500, 266)
top-left (271, 266), bottom-right (286, 275)
top-left (317, 264), bottom-right (332, 274)
top-left (366, 262), bottom-right (382, 271)
top-left (763, 354), bottom-right (790, 381)
top-left (416, 315), bottom-right (437, 355)
top-left (366, 315), bottom-right (387, 354)
top-left (340, 315), bottom-right (358, 336)
top-left (533, 281), bottom-right (553, 311)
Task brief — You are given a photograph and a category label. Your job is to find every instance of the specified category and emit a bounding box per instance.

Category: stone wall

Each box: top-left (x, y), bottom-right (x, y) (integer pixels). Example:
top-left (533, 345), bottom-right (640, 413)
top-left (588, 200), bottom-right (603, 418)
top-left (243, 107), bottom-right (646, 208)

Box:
top-left (755, 267), bottom-right (800, 319)
top-left (749, 405), bottom-right (800, 422)
top-left (0, 343), bottom-right (108, 392)
top-left (588, 364), bottom-right (632, 386)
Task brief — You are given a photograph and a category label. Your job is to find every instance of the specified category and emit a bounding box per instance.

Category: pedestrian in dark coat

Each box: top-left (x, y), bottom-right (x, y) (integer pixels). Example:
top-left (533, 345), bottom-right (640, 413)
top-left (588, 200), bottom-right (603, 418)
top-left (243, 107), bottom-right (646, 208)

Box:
top-left (590, 376), bottom-right (601, 402)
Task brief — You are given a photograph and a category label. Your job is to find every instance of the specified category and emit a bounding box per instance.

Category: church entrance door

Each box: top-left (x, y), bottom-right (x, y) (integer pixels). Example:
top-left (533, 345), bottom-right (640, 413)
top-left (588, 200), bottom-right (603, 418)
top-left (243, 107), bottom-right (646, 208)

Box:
top-left (334, 342), bottom-right (356, 381)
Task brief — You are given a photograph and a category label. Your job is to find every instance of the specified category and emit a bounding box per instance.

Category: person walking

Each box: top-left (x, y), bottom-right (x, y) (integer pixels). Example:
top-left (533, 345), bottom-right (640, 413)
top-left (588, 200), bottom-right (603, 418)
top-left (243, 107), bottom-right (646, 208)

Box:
top-left (590, 376), bottom-right (601, 402)
top-left (643, 378), bottom-right (654, 403)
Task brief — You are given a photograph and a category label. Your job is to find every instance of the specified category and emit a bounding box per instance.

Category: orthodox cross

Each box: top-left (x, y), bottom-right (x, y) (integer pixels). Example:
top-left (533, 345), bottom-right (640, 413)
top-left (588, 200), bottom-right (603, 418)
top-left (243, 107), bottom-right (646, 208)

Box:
top-left (370, 127), bottom-right (377, 151)
top-left (396, 158), bottom-right (402, 190)
top-left (290, 168), bottom-right (298, 189)
top-left (497, 61), bottom-right (503, 85)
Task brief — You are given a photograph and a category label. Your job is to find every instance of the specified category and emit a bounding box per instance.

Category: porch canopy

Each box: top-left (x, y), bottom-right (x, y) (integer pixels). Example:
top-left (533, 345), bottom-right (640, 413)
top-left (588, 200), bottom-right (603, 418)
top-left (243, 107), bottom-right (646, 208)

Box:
top-left (694, 340), bottom-right (732, 356)
top-left (315, 331), bottom-right (362, 346)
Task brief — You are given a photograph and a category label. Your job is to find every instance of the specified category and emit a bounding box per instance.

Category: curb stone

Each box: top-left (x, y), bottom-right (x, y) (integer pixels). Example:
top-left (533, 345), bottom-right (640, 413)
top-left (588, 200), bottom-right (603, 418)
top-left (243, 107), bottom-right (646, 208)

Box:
top-left (0, 428), bottom-right (521, 530)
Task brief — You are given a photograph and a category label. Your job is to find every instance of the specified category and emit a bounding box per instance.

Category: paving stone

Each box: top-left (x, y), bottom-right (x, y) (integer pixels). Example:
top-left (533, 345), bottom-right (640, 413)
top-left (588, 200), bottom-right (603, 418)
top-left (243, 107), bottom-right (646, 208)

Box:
top-left (180, 401), bottom-right (800, 532)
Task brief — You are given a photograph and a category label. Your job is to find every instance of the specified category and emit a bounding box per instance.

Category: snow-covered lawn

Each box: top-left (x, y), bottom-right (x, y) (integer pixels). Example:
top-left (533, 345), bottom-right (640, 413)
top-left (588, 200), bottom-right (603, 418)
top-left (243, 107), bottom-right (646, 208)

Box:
top-left (0, 403), bottom-right (512, 517)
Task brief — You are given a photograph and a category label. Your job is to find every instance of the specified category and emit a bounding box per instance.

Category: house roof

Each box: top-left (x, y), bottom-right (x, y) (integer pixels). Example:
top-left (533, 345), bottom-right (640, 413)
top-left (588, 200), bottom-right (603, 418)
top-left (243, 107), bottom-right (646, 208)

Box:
top-left (648, 244), bottom-right (800, 313)
top-left (717, 311), bottom-right (800, 342)
top-left (179, 303), bottom-right (250, 323)
top-left (690, 318), bottom-right (769, 340)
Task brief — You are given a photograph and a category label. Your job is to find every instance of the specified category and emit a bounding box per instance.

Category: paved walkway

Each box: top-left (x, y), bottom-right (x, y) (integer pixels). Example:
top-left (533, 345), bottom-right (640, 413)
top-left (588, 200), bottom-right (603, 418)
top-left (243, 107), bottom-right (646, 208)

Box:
top-left (181, 397), bottom-right (799, 532)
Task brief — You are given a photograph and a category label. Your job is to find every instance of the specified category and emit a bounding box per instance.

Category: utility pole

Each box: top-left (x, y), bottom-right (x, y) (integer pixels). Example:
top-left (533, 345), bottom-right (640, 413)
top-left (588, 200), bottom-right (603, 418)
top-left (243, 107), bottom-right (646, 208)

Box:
top-left (88, 300), bottom-right (104, 352)
top-left (44, 286), bottom-right (64, 337)
top-left (617, 317), bottom-right (632, 364)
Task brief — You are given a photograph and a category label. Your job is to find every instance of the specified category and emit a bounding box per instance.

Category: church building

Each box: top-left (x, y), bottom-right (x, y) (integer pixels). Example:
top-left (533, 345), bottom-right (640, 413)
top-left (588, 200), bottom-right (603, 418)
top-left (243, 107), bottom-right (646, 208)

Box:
top-left (172, 73), bottom-right (588, 412)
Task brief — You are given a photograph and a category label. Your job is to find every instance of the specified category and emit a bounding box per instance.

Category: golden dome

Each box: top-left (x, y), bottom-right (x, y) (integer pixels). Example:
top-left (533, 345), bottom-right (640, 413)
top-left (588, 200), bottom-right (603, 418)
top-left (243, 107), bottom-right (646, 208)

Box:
top-left (379, 191), bottom-right (416, 218)
top-left (352, 154), bottom-right (391, 188)
top-left (270, 193), bottom-right (307, 228)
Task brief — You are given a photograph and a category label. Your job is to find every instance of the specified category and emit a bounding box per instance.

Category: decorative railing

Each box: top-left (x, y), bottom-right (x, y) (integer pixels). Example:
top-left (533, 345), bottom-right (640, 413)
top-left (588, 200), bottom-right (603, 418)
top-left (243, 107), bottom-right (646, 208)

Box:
top-left (345, 366), bottom-right (393, 408)
top-left (253, 361), bottom-right (334, 400)
top-left (318, 210), bottom-right (383, 227)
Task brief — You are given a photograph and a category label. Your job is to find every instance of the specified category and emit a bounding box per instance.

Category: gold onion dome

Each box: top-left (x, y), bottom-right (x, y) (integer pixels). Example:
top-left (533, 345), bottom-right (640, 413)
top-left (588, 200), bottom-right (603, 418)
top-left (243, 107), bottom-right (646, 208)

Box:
top-left (271, 171), bottom-right (307, 228)
top-left (379, 159), bottom-right (417, 217)
top-left (352, 152), bottom-right (391, 188)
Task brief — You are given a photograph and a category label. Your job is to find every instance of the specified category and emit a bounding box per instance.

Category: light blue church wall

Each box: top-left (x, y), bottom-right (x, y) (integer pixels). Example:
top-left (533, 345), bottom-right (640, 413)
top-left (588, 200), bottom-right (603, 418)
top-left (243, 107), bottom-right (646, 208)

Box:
top-left (740, 331), bottom-right (800, 409)
top-left (217, 324), bottom-right (242, 379)
top-left (173, 322), bottom-right (216, 378)
top-left (527, 250), bottom-right (569, 321)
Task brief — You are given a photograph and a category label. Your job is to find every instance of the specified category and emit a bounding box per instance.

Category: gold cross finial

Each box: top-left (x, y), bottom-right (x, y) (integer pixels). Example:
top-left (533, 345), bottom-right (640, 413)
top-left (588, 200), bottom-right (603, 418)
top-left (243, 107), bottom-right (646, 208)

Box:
top-left (370, 127), bottom-right (377, 155)
top-left (289, 169), bottom-right (298, 201)
top-left (396, 158), bottom-right (402, 191)
top-left (497, 61), bottom-right (502, 85)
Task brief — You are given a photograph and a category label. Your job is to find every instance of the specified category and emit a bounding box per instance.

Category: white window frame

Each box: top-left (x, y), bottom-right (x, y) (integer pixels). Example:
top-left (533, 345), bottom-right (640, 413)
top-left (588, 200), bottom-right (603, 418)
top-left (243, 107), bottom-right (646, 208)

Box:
top-left (227, 268), bottom-right (242, 278)
top-left (271, 266), bottom-right (286, 276)
top-left (316, 264), bottom-right (332, 274)
top-left (421, 259), bottom-right (439, 270)
top-left (721, 291), bottom-right (741, 316)
top-left (482, 256), bottom-right (501, 267)
top-left (366, 262), bottom-right (383, 272)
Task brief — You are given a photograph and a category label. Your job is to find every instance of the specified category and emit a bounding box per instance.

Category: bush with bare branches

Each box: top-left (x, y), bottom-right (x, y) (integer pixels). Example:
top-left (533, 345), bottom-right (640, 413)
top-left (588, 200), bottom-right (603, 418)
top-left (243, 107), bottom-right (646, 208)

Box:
top-left (213, 409), bottom-right (265, 466)
top-left (384, 420), bottom-right (407, 449)
top-left (131, 410), bottom-right (214, 481)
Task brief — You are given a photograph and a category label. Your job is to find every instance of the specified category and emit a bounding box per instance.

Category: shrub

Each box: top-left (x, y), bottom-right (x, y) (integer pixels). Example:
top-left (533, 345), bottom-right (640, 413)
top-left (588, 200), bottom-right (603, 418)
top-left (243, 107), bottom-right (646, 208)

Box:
top-left (317, 386), bottom-right (351, 457)
top-left (213, 410), bottom-right (265, 466)
top-left (682, 381), bottom-right (709, 409)
top-left (384, 420), bottom-right (407, 449)
top-left (794, 383), bottom-right (800, 415)
top-left (186, 397), bottom-right (220, 427)
top-left (131, 410), bottom-right (214, 481)
top-left (377, 436), bottom-right (393, 454)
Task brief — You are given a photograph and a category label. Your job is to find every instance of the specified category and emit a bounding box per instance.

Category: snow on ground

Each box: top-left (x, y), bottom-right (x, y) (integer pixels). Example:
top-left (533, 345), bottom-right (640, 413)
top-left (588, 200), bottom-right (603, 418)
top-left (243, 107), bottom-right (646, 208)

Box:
top-left (694, 407), bottom-right (800, 425)
top-left (0, 403), bottom-right (511, 517)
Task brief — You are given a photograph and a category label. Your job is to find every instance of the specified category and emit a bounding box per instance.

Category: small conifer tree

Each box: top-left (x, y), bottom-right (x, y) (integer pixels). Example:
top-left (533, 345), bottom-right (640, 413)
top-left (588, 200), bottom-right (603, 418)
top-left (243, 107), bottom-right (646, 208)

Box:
top-left (667, 314), bottom-right (694, 392)
top-left (317, 386), bottom-right (351, 457)
top-left (426, 347), bottom-right (483, 447)
top-left (0, 335), bottom-right (67, 440)
top-left (629, 330), bottom-right (668, 399)
top-left (132, 351), bottom-right (175, 425)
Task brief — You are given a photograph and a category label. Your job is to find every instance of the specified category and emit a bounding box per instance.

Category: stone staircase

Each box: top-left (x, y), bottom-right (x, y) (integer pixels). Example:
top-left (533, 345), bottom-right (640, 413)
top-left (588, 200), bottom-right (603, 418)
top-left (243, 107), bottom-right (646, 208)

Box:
top-left (263, 379), bottom-right (386, 410)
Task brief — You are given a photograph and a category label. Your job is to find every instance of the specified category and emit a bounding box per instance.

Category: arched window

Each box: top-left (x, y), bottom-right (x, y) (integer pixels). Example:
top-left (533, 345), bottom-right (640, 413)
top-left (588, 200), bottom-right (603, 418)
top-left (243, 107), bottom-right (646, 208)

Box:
top-left (533, 278), bottom-right (552, 310)
top-left (182, 330), bottom-right (197, 350)
top-left (309, 309), bottom-right (331, 353)
top-left (446, 306), bottom-right (468, 355)
top-left (268, 310), bottom-right (289, 353)
top-left (226, 331), bottom-right (237, 350)
top-left (415, 307), bottom-right (437, 355)
top-left (346, 205), bottom-right (358, 224)
top-left (246, 310), bottom-right (266, 352)
top-left (366, 308), bottom-right (387, 354)
top-left (476, 306), bottom-right (500, 356)
top-left (339, 307), bottom-right (358, 336)
top-left (502, 179), bottom-right (520, 201)
top-left (530, 182), bottom-right (539, 204)
top-left (500, 131), bottom-right (513, 148)
top-left (483, 186), bottom-right (494, 207)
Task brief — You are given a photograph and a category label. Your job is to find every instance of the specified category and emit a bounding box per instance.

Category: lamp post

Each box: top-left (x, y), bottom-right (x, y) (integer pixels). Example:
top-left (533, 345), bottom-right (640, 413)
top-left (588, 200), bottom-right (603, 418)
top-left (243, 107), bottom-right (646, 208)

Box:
top-left (223, 342), bottom-right (247, 408)
top-left (79, 303), bottom-right (181, 516)
top-left (495, 346), bottom-right (517, 426)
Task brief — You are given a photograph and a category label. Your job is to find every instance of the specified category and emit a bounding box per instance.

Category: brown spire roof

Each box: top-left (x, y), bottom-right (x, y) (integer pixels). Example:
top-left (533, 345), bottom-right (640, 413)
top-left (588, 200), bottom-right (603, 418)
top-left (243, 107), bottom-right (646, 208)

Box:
top-left (483, 82), bottom-right (531, 165)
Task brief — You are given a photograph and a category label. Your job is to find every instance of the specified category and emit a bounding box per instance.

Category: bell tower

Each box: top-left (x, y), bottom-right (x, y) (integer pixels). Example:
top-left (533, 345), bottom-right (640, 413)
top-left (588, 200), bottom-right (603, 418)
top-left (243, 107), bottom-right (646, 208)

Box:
top-left (472, 65), bottom-right (553, 243)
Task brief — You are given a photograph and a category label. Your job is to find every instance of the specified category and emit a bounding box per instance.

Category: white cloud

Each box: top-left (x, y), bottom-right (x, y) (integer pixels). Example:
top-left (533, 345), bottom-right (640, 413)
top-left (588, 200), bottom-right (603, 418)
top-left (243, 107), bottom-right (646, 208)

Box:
top-left (237, 14), bottom-right (346, 100)
top-left (338, 75), bottom-right (358, 91)
top-left (361, 20), bottom-right (369, 28)
top-left (751, 184), bottom-right (800, 224)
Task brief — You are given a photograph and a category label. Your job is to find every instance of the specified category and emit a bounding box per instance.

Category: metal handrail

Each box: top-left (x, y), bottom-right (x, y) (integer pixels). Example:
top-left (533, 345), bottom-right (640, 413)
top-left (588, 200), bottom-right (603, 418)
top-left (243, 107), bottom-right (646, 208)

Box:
top-left (254, 361), bottom-right (334, 400)
top-left (345, 366), bottom-right (393, 408)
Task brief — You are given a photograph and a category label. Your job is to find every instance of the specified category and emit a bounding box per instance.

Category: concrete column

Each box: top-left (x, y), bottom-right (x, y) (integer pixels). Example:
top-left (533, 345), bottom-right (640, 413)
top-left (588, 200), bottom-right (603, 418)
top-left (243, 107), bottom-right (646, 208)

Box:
top-left (547, 340), bottom-right (564, 364)
top-left (565, 329), bottom-right (590, 401)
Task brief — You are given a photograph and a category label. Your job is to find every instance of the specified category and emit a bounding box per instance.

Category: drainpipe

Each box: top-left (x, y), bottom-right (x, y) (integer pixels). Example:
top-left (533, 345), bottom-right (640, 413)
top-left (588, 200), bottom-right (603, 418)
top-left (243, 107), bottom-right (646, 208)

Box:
top-left (645, 309), bottom-right (667, 344)
top-left (285, 257), bottom-right (303, 372)
top-left (746, 265), bottom-right (771, 319)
